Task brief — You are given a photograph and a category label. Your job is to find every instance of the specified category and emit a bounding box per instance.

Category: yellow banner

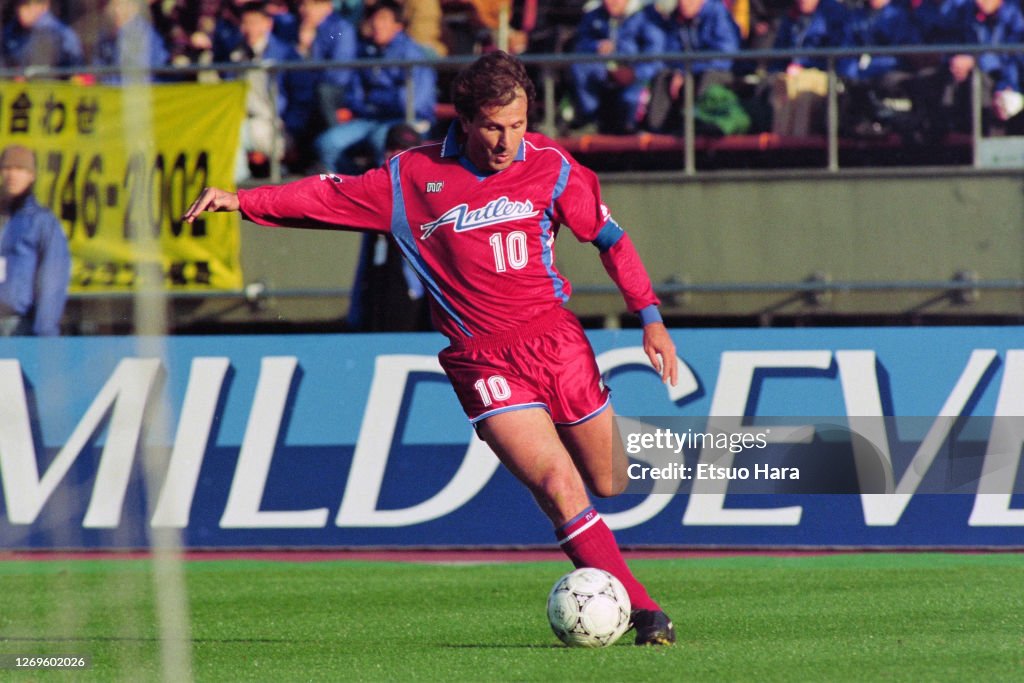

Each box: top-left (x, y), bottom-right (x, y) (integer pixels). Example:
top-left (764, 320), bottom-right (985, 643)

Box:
top-left (0, 80), bottom-right (246, 291)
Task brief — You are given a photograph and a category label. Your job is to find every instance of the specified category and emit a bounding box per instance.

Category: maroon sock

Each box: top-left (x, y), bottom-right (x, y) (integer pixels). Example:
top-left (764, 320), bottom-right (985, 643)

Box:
top-left (555, 506), bottom-right (660, 611)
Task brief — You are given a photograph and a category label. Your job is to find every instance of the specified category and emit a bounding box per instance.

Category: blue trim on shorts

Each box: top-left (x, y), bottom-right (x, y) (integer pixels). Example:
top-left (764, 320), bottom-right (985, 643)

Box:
top-left (556, 395), bottom-right (611, 426)
top-left (469, 402), bottom-right (550, 425)
top-left (472, 395), bottom-right (609, 428)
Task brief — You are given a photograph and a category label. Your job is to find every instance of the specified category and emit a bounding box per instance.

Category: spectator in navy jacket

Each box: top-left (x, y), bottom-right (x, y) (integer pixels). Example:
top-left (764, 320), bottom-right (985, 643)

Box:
top-left (767, 0), bottom-right (848, 135)
top-left (315, 0), bottom-right (436, 174)
top-left (644, 0), bottom-right (743, 134)
top-left (566, 0), bottom-right (662, 134)
top-left (770, 0), bottom-right (848, 73)
top-left (227, 1), bottom-right (314, 178)
top-left (207, 0), bottom-right (300, 64)
top-left (93, 0), bottom-right (170, 83)
top-left (840, 0), bottom-right (920, 82)
top-left (1, 0), bottom-right (84, 71)
top-left (0, 145), bottom-right (70, 337)
top-left (959, 0), bottom-right (1024, 100)
top-left (912, 0), bottom-right (970, 47)
top-left (838, 0), bottom-right (921, 137)
top-left (909, 0), bottom-right (1024, 138)
top-left (296, 0), bottom-right (359, 132)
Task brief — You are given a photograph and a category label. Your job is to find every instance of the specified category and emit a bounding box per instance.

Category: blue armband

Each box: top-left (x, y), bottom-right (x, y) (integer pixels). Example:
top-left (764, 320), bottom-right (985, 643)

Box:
top-left (591, 219), bottom-right (624, 253)
top-left (637, 305), bottom-right (663, 326)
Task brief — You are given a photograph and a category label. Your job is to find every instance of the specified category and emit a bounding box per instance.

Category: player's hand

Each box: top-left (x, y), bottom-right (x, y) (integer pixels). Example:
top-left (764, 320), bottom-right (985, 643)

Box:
top-left (183, 187), bottom-right (239, 223)
top-left (642, 321), bottom-right (678, 387)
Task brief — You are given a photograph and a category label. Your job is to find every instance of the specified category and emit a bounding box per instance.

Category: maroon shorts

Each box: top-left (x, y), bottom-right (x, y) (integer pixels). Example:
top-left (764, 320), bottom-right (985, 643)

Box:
top-left (438, 307), bottom-right (611, 425)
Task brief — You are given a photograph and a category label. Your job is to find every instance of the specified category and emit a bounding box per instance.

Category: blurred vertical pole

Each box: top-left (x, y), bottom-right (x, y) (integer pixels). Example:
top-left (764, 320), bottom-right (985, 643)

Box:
top-left (268, 63), bottom-right (282, 182)
top-left (497, 2), bottom-right (510, 53)
top-left (683, 61), bottom-right (695, 176)
top-left (124, 6), bottom-right (194, 682)
top-left (827, 56), bottom-right (839, 172)
top-left (971, 65), bottom-right (982, 168)
top-left (404, 65), bottom-right (415, 124)
top-left (541, 65), bottom-right (556, 137)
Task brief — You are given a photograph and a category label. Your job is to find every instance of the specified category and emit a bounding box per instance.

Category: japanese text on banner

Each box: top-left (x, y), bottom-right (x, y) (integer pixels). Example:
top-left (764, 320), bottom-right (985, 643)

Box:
top-left (0, 81), bottom-right (246, 291)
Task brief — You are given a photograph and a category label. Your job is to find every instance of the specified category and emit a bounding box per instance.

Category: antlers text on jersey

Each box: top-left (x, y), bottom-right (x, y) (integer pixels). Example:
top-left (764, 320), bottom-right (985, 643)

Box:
top-left (420, 196), bottom-right (539, 240)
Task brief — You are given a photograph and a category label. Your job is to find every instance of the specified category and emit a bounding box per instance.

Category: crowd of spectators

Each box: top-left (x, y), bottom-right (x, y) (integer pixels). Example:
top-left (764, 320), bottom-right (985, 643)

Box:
top-left (564, 0), bottom-right (1024, 140)
top-left (3, 0), bottom-right (1024, 175)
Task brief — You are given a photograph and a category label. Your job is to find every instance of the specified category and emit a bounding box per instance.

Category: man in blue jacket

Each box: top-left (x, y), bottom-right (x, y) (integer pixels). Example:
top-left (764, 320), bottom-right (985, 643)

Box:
top-left (296, 0), bottom-right (359, 134)
top-left (766, 0), bottom-right (848, 135)
top-left (771, 0), bottom-right (849, 72)
top-left (1, 0), bottom-right (83, 70)
top-left (643, 0), bottom-right (743, 134)
top-left (908, 0), bottom-right (1024, 138)
top-left (0, 145), bottom-right (70, 337)
top-left (838, 0), bottom-right (921, 137)
top-left (92, 0), bottom-right (170, 84)
top-left (912, 0), bottom-right (970, 46)
top-left (227, 1), bottom-right (315, 178)
top-left (566, 0), bottom-right (662, 134)
top-left (841, 0), bottom-right (920, 82)
top-left (315, 0), bottom-right (436, 174)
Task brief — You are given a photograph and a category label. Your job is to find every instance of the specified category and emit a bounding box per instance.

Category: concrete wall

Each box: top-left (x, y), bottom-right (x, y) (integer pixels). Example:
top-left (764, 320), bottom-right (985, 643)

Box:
top-left (69, 169), bottom-right (1024, 332)
top-left (565, 169), bottom-right (1024, 320)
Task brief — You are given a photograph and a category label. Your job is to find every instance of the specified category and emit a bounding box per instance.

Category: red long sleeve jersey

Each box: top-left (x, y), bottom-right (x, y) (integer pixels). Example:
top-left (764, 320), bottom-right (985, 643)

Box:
top-left (239, 129), bottom-right (660, 340)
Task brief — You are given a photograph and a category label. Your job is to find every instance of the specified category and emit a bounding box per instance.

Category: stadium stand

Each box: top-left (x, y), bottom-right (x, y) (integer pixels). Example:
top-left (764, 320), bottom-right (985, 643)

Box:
top-left (3, 1), bottom-right (1014, 172)
top-left (2, 1), bottom-right (1021, 333)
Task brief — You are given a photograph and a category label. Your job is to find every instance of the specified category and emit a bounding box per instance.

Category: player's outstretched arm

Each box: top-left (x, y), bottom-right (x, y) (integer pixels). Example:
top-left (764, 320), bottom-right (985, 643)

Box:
top-left (183, 187), bottom-right (239, 224)
top-left (643, 321), bottom-right (678, 387)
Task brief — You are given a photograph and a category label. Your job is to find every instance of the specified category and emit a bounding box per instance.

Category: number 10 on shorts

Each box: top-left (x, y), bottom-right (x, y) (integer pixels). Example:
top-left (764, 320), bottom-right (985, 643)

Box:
top-left (474, 375), bottom-right (512, 406)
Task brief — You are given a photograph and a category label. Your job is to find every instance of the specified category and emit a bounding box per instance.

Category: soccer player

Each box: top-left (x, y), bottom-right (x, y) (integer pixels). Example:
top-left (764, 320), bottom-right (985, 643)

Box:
top-left (184, 50), bottom-right (679, 646)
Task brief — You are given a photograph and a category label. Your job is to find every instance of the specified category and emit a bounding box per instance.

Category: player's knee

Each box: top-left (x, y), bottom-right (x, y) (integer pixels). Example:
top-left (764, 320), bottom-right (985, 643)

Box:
top-left (531, 467), bottom-right (587, 512)
top-left (536, 467), bottom-right (580, 498)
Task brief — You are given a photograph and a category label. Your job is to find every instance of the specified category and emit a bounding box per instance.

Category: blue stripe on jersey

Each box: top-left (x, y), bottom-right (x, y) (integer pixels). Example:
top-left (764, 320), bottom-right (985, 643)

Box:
top-left (458, 155), bottom-right (488, 180)
top-left (387, 155), bottom-right (472, 336)
top-left (592, 218), bottom-right (624, 253)
top-left (538, 158), bottom-right (572, 304)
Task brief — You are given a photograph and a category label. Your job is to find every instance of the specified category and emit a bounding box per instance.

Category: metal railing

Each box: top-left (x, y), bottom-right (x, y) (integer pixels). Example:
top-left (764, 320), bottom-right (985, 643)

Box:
top-left (3, 45), bottom-right (1023, 319)
top-left (3, 42), bottom-right (1023, 177)
top-left (65, 273), bottom-right (1024, 305)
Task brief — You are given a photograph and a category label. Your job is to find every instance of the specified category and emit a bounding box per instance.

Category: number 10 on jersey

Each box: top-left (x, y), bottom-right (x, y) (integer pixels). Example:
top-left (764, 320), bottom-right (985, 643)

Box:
top-left (489, 231), bottom-right (528, 272)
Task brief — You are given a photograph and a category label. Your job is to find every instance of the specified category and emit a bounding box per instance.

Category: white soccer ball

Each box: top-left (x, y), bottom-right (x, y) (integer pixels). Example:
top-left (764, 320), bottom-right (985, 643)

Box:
top-left (546, 567), bottom-right (632, 648)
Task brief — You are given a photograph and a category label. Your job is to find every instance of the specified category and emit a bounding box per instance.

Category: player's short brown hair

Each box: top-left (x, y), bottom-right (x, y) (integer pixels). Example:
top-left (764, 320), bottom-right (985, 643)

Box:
top-left (451, 51), bottom-right (536, 121)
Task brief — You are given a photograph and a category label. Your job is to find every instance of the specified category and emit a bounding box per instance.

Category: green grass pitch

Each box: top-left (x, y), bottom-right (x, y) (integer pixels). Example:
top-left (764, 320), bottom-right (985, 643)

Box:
top-left (0, 553), bottom-right (1020, 682)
